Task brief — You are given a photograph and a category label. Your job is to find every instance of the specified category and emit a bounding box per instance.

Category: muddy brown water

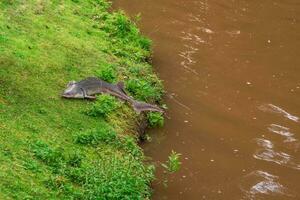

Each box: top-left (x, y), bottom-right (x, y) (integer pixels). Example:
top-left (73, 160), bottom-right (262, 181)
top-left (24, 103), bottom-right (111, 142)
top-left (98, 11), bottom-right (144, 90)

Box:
top-left (114, 1), bottom-right (300, 199)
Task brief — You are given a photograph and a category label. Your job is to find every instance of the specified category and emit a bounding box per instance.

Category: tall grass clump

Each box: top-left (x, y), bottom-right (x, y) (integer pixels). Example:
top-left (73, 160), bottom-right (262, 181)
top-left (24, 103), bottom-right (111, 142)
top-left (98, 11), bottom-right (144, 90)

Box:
top-left (74, 125), bottom-right (117, 146)
top-left (31, 141), bottom-right (65, 171)
top-left (126, 78), bottom-right (163, 102)
top-left (147, 112), bottom-right (164, 128)
top-left (30, 139), bottom-right (155, 199)
top-left (162, 151), bottom-right (182, 173)
top-left (95, 62), bottom-right (117, 83)
top-left (85, 95), bottom-right (121, 118)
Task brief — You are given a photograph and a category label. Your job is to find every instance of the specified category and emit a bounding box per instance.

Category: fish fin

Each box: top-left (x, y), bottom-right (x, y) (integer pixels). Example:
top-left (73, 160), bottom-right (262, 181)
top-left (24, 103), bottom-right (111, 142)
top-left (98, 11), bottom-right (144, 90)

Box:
top-left (83, 87), bottom-right (96, 100)
top-left (117, 82), bottom-right (126, 93)
top-left (132, 100), bottom-right (164, 114)
top-left (85, 95), bottom-right (97, 100)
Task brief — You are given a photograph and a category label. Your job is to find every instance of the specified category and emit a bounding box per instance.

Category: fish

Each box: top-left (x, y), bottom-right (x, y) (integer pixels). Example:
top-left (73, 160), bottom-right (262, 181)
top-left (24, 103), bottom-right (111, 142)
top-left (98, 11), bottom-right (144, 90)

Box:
top-left (62, 77), bottom-right (164, 114)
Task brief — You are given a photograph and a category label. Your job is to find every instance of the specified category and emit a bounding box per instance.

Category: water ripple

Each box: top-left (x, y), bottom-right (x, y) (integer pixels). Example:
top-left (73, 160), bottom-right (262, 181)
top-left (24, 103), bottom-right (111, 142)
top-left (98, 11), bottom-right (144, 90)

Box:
top-left (255, 138), bottom-right (274, 149)
top-left (259, 104), bottom-right (299, 123)
top-left (240, 170), bottom-right (292, 199)
top-left (253, 138), bottom-right (300, 170)
top-left (268, 124), bottom-right (297, 143)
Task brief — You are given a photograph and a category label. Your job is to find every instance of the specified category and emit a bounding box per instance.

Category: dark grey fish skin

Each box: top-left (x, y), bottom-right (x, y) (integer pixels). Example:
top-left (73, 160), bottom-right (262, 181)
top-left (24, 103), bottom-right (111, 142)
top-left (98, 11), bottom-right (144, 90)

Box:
top-left (62, 77), bottom-right (164, 113)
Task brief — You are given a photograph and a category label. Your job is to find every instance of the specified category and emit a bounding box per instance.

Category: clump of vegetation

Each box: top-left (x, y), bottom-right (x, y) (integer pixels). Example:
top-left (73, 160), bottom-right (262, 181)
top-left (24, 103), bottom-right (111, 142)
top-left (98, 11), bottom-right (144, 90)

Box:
top-left (67, 151), bottom-right (84, 167)
top-left (95, 62), bottom-right (117, 83)
top-left (162, 151), bottom-right (182, 173)
top-left (161, 151), bottom-right (182, 188)
top-left (101, 10), bottom-right (152, 61)
top-left (64, 152), bottom-right (155, 200)
top-left (126, 78), bottom-right (163, 102)
top-left (31, 141), bottom-right (65, 170)
top-left (74, 125), bottom-right (117, 146)
top-left (147, 112), bottom-right (164, 128)
top-left (115, 136), bottom-right (143, 158)
top-left (85, 95), bottom-right (121, 118)
top-left (30, 140), bottom-right (155, 199)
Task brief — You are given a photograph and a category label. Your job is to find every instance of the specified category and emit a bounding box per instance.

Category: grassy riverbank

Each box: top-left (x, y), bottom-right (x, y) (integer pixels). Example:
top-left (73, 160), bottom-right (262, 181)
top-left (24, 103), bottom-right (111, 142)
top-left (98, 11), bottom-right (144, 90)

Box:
top-left (0, 0), bottom-right (164, 199)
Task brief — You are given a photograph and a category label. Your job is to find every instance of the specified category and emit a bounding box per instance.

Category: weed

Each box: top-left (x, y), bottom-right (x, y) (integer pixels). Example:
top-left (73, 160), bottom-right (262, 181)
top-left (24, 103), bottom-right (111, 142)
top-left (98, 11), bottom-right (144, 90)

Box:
top-left (115, 136), bottom-right (143, 158)
top-left (162, 150), bottom-right (182, 173)
top-left (128, 65), bottom-right (149, 76)
top-left (23, 159), bottom-right (41, 173)
top-left (74, 153), bottom-right (155, 200)
top-left (126, 78), bottom-right (163, 102)
top-left (64, 167), bottom-right (87, 185)
top-left (45, 175), bottom-right (83, 198)
top-left (31, 141), bottom-right (65, 170)
top-left (95, 62), bottom-right (117, 83)
top-left (74, 125), bottom-right (117, 146)
top-left (67, 151), bottom-right (84, 167)
top-left (147, 112), bottom-right (164, 128)
top-left (85, 95), bottom-right (121, 118)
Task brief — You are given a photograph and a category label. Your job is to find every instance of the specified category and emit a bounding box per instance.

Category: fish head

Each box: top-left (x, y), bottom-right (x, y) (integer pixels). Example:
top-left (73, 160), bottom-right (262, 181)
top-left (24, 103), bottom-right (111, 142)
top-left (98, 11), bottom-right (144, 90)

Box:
top-left (62, 81), bottom-right (84, 99)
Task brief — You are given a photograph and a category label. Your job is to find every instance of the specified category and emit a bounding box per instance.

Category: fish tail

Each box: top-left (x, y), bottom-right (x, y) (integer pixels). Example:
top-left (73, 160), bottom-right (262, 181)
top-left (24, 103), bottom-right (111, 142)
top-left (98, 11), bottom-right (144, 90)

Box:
top-left (131, 100), bottom-right (164, 114)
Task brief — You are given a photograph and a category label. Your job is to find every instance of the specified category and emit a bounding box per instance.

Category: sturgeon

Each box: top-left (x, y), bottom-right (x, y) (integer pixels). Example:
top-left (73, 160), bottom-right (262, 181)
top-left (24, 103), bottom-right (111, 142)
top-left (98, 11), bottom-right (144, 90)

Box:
top-left (62, 77), bottom-right (164, 114)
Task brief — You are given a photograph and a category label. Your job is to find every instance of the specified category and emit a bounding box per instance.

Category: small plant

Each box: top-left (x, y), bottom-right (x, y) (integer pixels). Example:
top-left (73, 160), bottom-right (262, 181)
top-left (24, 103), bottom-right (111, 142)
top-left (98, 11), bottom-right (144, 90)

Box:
top-left (45, 175), bottom-right (83, 198)
top-left (128, 65), bottom-right (148, 76)
top-left (64, 167), bottom-right (87, 185)
top-left (85, 94), bottom-right (121, 118)
top-left (31, 141), bottom-right (65, 170)
top-left (74, 125), bottom-right (117, 146)
top-left (45, 175), bottom-right (68, 190)
top-left (95, 63), bottom-right (117, 83)
top-left (67, 151), bottom-right (84, 167)
top-left (147, 112), bottom-right (164, 128)
top-left (126, 78), bottom-right (163, 102)
top-left (23, 159), bottom-right (41, 173)
top-left (115, 136), bottom-right (142, 158)
top-left (162, 150), bottom-right (182, 173)
top-left (104, 11), bottom-right (135, 38)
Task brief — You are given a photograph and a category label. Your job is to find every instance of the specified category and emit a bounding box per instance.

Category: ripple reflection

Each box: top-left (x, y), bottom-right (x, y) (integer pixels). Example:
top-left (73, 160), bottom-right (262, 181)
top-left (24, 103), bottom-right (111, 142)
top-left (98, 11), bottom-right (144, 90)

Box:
top-left (240, 171), bottom-right (291, 199)
top-left (253, 138), bottom-right (300, 170)
top-left (268, 124), bottom-right (297, 143)
top-left (259, 104), bottom-right (299, 123)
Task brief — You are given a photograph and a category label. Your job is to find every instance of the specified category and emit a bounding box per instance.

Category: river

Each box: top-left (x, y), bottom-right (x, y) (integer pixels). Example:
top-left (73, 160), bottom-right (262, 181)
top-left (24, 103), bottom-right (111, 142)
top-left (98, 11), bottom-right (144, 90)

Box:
top-left (114, 1), bottom-right (300, 199)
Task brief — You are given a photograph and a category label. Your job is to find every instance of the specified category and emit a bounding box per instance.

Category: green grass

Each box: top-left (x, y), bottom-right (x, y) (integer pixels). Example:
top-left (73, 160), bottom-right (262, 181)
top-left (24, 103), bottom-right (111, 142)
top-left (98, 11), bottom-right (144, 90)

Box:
top-left (162, 151), bottom-right (182, 173)
top-left (85, 95), bottom-right (121, 118)
top-left (0, 0), bottom-right (164, 199)
top-left (147, 112), bottom-right (164, 128)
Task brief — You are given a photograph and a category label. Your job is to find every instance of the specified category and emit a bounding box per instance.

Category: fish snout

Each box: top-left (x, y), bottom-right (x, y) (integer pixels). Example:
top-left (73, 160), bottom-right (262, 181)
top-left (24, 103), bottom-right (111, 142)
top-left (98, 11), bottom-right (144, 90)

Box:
top-left (62, 93), bottom-right (72, 98)
top-left (61, 90), bottom-right (74, 98)
top-left (61, 91), bottom-right (85, 99)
